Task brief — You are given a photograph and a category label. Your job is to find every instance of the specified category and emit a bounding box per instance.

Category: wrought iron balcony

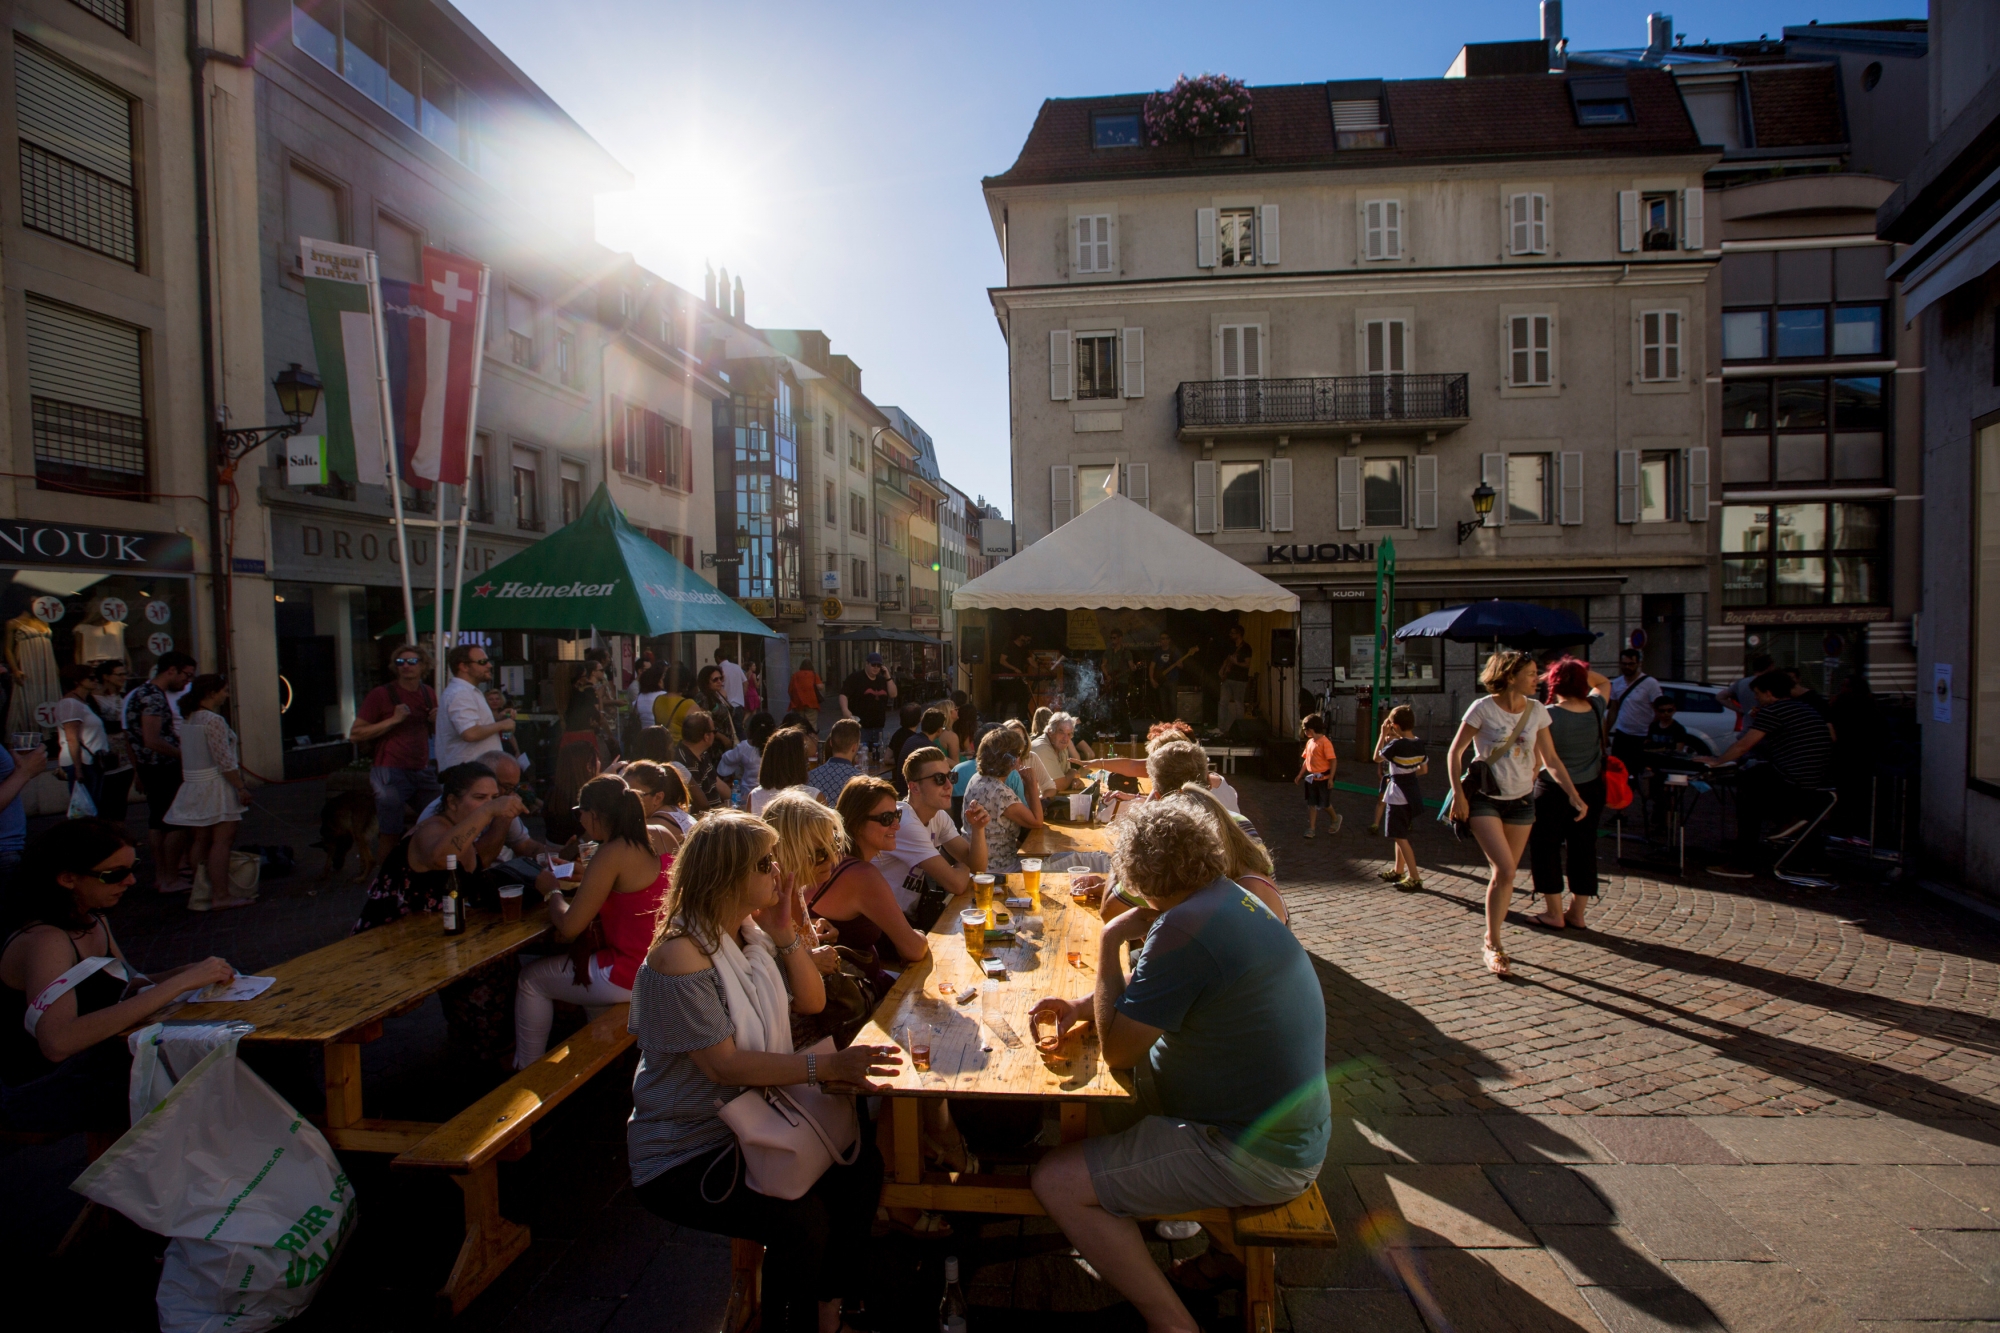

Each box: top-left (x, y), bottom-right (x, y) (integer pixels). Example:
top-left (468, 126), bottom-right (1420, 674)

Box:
top-left (1176, 374), bottom-right (1471, 440)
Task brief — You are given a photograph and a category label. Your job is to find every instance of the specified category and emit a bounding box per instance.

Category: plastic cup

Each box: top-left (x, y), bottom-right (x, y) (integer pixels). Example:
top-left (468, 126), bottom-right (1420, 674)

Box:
top-left (498, 884), bottom-right (524, 921)
top-left (11, 732), bottom-right (40, 755)
top-left (912, 1041), bottom-right (932, 1072)
top-left (961, 907), bottom-right (987, 958)
top-left (1020, 859), bottom-right (1042, 899)
top-left (972, 873), bottom-right (995, 926)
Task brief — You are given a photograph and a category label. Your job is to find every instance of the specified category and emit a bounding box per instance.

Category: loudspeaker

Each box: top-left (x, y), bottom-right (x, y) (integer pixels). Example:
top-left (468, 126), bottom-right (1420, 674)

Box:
top-left (960, 627), bottom-right (985, 666)
top-left (1268, 628), bottom-right (1297, 669)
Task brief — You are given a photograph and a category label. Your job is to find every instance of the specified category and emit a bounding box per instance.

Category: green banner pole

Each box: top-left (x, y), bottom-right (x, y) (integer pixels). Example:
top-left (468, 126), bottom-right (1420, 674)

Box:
top-left (1371, 537), bottom-right (1397, 730)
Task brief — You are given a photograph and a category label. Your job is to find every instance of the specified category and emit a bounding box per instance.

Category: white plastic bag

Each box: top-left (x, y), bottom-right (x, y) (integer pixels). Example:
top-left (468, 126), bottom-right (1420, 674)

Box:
top-left (127, 1020), bottom-right (255, 1125)
top-left (66, 777), bottom-right (96, 819)
top-left (73, 1035), bottom-right (356, 1333)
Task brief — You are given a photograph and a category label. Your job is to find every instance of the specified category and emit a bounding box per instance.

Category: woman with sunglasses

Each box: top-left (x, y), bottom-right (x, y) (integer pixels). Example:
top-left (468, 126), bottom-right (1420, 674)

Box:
top-left (513, 776), bottom-right (669, 1068)
top-left (695, 664), bottom-right (739, 749)
top-left (1, 819), bottom-right (236, 1131)
top-left (809, 778), bottom-right (931, 994)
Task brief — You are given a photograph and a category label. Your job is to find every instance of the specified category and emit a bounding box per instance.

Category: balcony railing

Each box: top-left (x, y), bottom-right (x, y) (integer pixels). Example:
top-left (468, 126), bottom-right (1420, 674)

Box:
top-left (1176, 374), bottom-right (1470, 438)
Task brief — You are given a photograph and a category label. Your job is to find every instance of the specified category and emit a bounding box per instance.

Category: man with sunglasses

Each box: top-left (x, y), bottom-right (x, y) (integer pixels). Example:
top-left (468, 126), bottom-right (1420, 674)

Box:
top-left (874, 746), bottom-right (990, 914)
top-left (351, 643), bottom-right (441, 864)
top-left (437, 643), bottom-right (514, 772)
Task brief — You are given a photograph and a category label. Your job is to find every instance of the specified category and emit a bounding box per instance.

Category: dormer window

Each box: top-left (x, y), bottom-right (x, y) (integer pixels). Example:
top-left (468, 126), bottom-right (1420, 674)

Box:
top-left (1093, 112), bottom-right (1142, 149)
top-left (1569, 74), bottom-right (1635, 126)
top-left (1331, 100), bottom-right (1387, 150)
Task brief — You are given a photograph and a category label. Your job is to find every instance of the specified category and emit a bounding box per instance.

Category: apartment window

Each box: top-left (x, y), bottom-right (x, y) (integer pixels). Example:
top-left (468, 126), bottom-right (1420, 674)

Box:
top-left (1093, 112), bottom-right (1142, 148)
top-left (1218, 208), bottom-right (1256, 267)
top-left (1721, 248), bottom-right (1888, 362)
top-left (293, 2), bottom-right (486, 166)
top-left (1506, 454), bottom-right (1551, 524)
top-left (822, 411), bottom-right (835, 456)
top-left (1722, 502), bottom-right (1884, 608)
top-left (1639, 310), bottom-right (1681, 382)
top-left (468, 433), bottom-right (492, 519)
top-left (1508, 315), bottom-right (1552, 386)
top-left (1570, 75), bottom-right (1635, 125)
top-left (823, 550), bottom-right (839, 590)
top-left (1219, 324), bottom-right (1261, 379)
top-left (511, 446), bottom-right (541, 530)
top-left (1076, 215), bottom-right (1113, 273)
top-left (15, 44), bottom-right (137, 267)
top-left (1640, 193), bottom-right (1676, 251)
top-left (1363, 199), bottom-right (1402, 260)
top-left (1721, 375), bottom-right (1884, 485)
top-left (1363, 458), bottom-right (1405, 528)
top-left (374, 214), bottom-right (420, 282)
top-left (1332, 97), bottom-right (1388, 150)
top-left (1635, 450), bottom-right (1678, 523)
top-left (850, 492), bottom-right (867, 534)
top-left (26, 296), bottom-right (146, 495)
top-left (1075, 332), bottom-right (1118, 399)
top-left (68, 0), bottom-right (132, 35)
top-left (1220, 462), bottom-right (1263, 531)
top-left (852, 558), bottom-right (867, 600)
top-left (506, 286), bottom-right (536, 367)
top-left (554, 329), bottom-right (576, 387)
top-left (560, 459), bottom-right (584, 524)
top-left (1076, 464), bottom-right (1115, 516)
top-left (824, 479), bottom-right (837, 525)
top-left (848, 430), bottom-right (865, 470)
top-left (287, 164), bottom-right (343, 256)
top-left (1508, 193), bottom-right (1548, 255)
top-left (1365, 319), bottom-right (1408, 375)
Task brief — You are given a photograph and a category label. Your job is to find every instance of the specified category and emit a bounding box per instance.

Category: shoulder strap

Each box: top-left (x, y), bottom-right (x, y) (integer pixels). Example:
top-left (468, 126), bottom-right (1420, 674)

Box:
top-left (1498, 700), bottom-right (1535, 753)
top-left (810, 858), bottom-right (866, 912)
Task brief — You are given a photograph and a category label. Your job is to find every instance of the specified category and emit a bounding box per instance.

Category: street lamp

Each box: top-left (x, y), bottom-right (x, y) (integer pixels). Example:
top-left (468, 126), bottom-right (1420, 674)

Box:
top-left (217, 363), bottom-right (323, 466)
top-left (1456, 481), bottom-right (1498, 545)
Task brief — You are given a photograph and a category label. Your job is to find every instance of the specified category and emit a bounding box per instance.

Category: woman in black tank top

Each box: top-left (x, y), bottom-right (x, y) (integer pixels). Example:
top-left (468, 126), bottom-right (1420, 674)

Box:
top-left (0, 820), bottom-right (236, 1132)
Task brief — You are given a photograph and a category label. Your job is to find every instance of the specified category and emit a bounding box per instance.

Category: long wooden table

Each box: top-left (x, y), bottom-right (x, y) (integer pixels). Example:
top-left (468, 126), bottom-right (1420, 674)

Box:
top-left (174, 909), bottom-right (547, 1154)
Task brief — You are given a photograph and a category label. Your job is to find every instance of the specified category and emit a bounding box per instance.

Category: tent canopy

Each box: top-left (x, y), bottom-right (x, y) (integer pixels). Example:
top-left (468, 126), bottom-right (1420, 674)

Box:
top-left (391, 482), bottom-right (780, 639)
top-left (950, 494), bottom-right (1298, 613)
top-left (822, 626), bottom-right (942, 644)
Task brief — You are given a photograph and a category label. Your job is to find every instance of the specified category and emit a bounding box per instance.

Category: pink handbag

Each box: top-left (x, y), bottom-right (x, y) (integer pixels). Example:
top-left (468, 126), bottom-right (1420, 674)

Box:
top-left (710, 1037), bottom-right (860, 1201)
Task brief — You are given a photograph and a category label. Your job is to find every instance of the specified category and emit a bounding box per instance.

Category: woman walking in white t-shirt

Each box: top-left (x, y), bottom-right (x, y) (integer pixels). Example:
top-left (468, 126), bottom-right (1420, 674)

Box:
top-left (1446, 651), bottom-right (1588, 977)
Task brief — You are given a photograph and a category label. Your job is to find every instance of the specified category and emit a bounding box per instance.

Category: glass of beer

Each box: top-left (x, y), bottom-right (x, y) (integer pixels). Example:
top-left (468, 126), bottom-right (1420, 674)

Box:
top-left (972, 873), bottom-right (995, 927)
top-left (961, 907), bottom-right (987, 958)
top-left (912, 1038), bottom-right (932, 1072)
top-left (498, 884), bottom-right (524, 922)
top-left (1020, 859), bottom-right (1043, 899)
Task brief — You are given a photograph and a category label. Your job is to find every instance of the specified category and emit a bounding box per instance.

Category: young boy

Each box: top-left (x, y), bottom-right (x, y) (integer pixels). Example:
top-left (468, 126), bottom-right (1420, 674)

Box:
top-left (1374, 706), bottom-right (1428, 889)
top-left (1294, 713), bottom-right (1339, 837)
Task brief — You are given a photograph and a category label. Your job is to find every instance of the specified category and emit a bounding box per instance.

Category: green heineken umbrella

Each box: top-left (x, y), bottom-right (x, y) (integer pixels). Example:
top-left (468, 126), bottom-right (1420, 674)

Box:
top-left (393, 482), bottom-right (779, 638)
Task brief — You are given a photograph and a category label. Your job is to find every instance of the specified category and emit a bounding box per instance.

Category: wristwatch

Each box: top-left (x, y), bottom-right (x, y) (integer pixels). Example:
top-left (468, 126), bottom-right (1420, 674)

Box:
top-left (805, 1053), bottom-right (819, 1086)
top-left (775, 933), bottom-right (802, 957)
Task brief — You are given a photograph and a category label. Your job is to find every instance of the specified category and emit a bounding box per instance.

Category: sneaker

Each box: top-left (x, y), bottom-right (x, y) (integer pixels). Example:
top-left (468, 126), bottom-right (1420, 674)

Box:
top-left (1303, 827), bottom-right (1316, 839)
top-left (1155, 1220), bottom-right (1203, 1241)
top-left (1328, 812), bottom-right (1344, 834)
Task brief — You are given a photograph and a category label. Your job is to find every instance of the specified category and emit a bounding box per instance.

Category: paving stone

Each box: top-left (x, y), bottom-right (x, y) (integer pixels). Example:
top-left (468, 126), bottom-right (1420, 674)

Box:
top-left (1282, 1287), bottom-right (1427, 1332)
top-left (1394, 1246), bottom-right (1605, 1332)
top-left (1359, 1115), bottom-right (1513, 1163)
top-left (1584, 1119), bottom-right (1744, 1165)
top-left (1486, 1164), bottom-right (1617, 1225)
top-left (1537, 1225), bottom-right (1682, 1288)
top-left (1662, 1261), bottom-right (1863, 1333)
top-left (1815, 1166), bottom-right (2000, 1230)
top-left (1578, 1284), bottom-right (1727, 1332)
top-left (1922, 1229), bottom-right (2000, 1284)
top-left (1898, 1122), bottom-right (2000, 1165)
top-left (1323, 1114), bottom-right (1403, 1165)
top-left (1346, 1164), bottom-right (1536, 1248)
top-left (1489, 1114), bottom-right (1619, 1164)
top-left (1912, 1165), bottom-right (2000, 1220)
top-left (1702, 1118), bottom-right (1954, 1165)
top-left (1571, 1166), bottom-right (1774, 1262)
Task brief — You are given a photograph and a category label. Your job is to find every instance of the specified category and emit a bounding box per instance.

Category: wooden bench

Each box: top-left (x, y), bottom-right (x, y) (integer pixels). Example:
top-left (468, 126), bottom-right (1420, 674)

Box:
top-left (727, 1180), bottom-right (1336, 1333)
top-left (394, 1002), bottom-right (635, 1316)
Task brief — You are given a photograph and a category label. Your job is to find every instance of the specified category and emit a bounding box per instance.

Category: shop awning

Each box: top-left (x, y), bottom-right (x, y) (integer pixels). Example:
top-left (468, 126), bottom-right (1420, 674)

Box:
top-left (822, 626), bottom-right (943, 644)
top-left (390, 483), bottom-right (780, 639)
top-left (949, 494), bottom-right (1298, 614)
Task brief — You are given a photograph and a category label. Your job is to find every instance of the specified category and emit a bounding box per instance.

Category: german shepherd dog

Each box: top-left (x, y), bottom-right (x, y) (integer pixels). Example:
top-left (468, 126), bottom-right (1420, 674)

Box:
top-left (315, 789), bottom-right (380, 883)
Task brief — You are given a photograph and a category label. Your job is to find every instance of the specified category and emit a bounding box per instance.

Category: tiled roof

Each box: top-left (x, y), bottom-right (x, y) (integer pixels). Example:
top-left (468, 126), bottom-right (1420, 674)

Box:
top-left (985, 71), bottom-right (1705, 187)
top-left (1745, 66), bottom-right (1846, 148)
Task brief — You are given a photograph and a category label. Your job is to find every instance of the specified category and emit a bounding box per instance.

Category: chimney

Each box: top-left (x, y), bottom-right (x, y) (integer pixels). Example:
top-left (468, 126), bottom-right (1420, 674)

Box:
top-left (1541, 0), bottom-right (1565, 69)
top-left (704, 262), bottom-right (716, 307)
top-left (1645, 12), bottom-right (1673, 61)
top-left (733, 274), bottom-right (745, 327)
top-left (718, 266), bottom-right (732, 318)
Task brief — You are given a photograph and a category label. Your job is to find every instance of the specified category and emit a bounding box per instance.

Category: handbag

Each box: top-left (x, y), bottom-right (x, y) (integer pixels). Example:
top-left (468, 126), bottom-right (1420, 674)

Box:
top-left (1602, 756), bottom-right (1635, 811)
top-left (710, 1036), bottom-right (860, 1201)
top-left (1460, 701), bottom-right (1536, 800)
top-left (790, 945), bottom-right (879, 1050)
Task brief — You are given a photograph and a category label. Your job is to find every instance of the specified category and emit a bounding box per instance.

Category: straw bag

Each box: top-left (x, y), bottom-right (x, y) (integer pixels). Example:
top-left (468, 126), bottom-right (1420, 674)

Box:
top-left (708, 1037), bottom-right (859, 1201)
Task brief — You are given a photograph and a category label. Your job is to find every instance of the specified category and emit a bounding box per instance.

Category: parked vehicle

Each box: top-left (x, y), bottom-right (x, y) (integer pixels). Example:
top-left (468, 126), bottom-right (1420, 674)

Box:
top-left (1656, 681), bottom-right (1734, 756)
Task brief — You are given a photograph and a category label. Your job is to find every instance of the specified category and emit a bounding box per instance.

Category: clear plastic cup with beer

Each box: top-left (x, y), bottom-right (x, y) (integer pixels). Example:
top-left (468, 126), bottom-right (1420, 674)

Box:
top-left (972, 873), bottom-right (996, 927)
top-left (960, 907), bottom-right (987, 958)
top-left (1019, 858), bottom-right (1042, 899)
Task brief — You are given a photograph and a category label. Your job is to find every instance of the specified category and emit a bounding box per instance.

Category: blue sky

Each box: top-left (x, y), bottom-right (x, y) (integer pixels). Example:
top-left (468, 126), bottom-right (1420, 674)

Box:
top-left (459, 0), bottom-right (1914, 517)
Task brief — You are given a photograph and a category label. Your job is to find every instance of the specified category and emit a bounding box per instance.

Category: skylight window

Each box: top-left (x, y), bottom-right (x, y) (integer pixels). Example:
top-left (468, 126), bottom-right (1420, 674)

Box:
top-left (1093, 112), bottom-right (1142, 149)
top-left (1568, 75), bottom-right (1635, 126)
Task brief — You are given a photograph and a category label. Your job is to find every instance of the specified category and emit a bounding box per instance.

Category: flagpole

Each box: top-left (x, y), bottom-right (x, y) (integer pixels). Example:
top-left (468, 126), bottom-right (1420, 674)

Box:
top-left (446, 263), bottom-right (491, 668)
top-left (367, 251), bottom-right (419, 661)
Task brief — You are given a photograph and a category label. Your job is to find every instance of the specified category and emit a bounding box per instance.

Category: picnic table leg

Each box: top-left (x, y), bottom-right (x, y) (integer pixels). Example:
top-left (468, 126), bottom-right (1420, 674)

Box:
top-left (1243, 1244), bottom-right (1276, 1333)
top-left (324, 1042), bottom-right (364, 1128)
top-left (891, 1097), bottom-right (922, 1184)
top-left (1060, 1102), bottom-right (1087, 1144)
top-left (437, 1163), bottom-right (530, 1318)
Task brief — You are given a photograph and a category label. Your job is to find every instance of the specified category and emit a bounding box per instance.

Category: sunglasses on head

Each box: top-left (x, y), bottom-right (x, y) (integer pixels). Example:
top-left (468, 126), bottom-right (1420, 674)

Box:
top-left (74, 864), bottom-right (136, 884)
top-left (861, 810), bottom-right (901, 828)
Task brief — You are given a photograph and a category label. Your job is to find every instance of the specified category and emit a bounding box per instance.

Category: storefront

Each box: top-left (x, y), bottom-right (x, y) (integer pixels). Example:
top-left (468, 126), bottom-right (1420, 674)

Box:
top-left (1, 519), bottom-right (198, 736)
top-left (1720, 498), bottom-right (1888, 693)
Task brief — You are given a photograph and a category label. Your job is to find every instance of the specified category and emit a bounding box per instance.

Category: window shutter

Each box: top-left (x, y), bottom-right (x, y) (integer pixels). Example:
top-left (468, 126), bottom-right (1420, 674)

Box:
top-left (1389, 320), bottom-right (1406, 373)
top-left (1050, 465), bottom-right (1073, 529)
top-left (1363, 200), bottom-right (1381, 260)
top-left (1617, 449), bottom-right (1640, 523)
top-left (609, 394), bottom-right (627, 472)
top-left (1243, 325), bottom-right (1261, 377)
top-left (1193, 460), bottom-right (1218, 533)
top-left (1385, 200), bottom-right (1402, 258)
top-left (1413, 453), bottom-right (1438, 528)
top-left (1618, 190), bottom-right (1640, 253)
top-left (1508, 315), bottom-right (1528, 385)
top-left (1104, 214), bottom-right (1118, 271)
top-left (1122, 327), bottom-right (1145, 398)
top-left (1268, 458), bottom-right (1294, 532)
top-left (1664, 311), bottom-right (1682, 380)
top-left (1509, 193), bottom-right (1530, 255)
top-left (1259, 204), bottom-right (1280, 266)
top-left (684, 536), bottom-right (695, 568)
top-left (1481, 452), bottom-right (1506, 527)
top-left (1533, 315), bottom-right (1551, 385)
top-left (645, 412), bottom-right (668, 484)
top-left (1531, 192), bottom-right (1547, 253)
top-left (681, 425), bottom-right (696, 492)
top-left (1049, 329), bottom-right (1073, 401)
top-left (1681, 187), bottom-right (1704, 250)
top-left (1196, 207), bottom-right (1217, 268)
top-left (1336, 456), bottom-right (1361, 531)
top-left (1685, 446), bottom-right (1709, 521)
top-left (1123, 461), bottom-right (1149, 510)
top-left (1558, 451), bottom-right (1583, 525)
top-left (1073, 217), bottom-right (1087, 273)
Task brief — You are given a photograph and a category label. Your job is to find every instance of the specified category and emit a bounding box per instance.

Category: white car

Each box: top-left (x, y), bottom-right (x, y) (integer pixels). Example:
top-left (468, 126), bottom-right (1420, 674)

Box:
top-left (1654, 681), bottom-right (1736, 757)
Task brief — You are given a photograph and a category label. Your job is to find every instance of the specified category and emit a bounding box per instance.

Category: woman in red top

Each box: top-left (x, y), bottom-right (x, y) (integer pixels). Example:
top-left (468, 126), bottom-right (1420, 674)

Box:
top-left (513, 775), bottom-right (667, 1068)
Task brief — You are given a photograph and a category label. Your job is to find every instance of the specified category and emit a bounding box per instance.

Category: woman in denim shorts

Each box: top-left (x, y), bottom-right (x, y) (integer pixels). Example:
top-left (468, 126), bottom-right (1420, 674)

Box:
top-left (1447, 651), bottom-right (1588, 977)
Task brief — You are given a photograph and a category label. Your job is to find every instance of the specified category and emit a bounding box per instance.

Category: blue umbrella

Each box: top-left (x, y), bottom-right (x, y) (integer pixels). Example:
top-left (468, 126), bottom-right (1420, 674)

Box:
top-left (1394, 600), bottom-right (1598, 649)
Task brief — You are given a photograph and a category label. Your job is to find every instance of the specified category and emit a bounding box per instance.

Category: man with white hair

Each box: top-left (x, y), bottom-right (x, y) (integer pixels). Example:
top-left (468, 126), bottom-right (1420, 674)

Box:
top-left (1031, 711), bottom-right (1086, 793)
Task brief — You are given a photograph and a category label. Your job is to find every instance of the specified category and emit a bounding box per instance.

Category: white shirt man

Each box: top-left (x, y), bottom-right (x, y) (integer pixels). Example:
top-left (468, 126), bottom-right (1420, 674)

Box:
top-left (437, 645), bottom-right (511, 770)
top-left (874, 748), bottom-right (989, 912)
top-left (1609, 652), bottom-right (1663, 737)
top-left (717, 654), bottom-right (747, 709)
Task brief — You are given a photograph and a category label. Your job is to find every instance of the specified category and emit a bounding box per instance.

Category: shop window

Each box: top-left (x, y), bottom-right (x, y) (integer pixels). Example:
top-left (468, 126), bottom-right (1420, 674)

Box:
top-left (1721, 501), bottom-right (1884, 608)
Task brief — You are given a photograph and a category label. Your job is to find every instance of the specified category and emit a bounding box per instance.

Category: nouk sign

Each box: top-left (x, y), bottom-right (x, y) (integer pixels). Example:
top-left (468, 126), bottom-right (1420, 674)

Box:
top-left (1266, 542), bottom-right (1376, 565)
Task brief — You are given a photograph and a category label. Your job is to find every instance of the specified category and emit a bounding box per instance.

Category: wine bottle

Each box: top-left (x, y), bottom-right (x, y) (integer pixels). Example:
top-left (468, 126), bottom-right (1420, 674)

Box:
top-left (442, 854), bottom-right (465, 935)
top-left (938, 1256), bottom-right (967, 1333)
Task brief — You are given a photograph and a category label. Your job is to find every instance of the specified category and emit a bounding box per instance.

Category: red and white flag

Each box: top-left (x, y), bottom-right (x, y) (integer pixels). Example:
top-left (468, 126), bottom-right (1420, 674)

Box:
top-left (402, 246), bottom-right (483, 488)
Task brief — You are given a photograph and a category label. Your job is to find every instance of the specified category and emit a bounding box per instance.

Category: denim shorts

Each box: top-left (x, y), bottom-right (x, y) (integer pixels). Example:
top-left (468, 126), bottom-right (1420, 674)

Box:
top-left (1084, 1114), bottom-right (1321, 1219)
top-left (371, 765), bottom-right (441, 838)
top-left (1466, 791), bottom-right (1537, 826)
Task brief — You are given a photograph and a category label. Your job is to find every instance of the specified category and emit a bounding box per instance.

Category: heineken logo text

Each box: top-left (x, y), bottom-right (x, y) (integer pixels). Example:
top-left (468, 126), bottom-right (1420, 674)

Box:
top-left (476, 580), bottom-right (619, 599)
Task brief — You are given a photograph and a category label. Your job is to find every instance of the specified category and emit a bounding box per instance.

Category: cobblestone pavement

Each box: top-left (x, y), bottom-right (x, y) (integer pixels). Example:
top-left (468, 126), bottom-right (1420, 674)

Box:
top-left (7, 775), bottom-right (2000, 1331)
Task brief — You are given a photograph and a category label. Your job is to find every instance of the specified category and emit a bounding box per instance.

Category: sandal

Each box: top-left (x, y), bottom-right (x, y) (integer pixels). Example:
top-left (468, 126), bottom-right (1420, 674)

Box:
top-left (1482, 945), bottom-right (1511, 977)
top-left (1376, 869), bottom-right (1405, 882)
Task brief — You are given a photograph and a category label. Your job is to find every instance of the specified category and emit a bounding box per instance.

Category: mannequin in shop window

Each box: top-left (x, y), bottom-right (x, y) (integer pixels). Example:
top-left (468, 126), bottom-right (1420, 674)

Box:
top-left (4, 604), bottom-right (60, 739)
top-left (70, 605), bottom-right (128, 670)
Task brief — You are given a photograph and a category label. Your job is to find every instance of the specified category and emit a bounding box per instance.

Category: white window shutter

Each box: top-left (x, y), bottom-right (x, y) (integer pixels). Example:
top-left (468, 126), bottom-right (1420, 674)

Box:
top-left (1336, 456), bottom-right (1361, 531)
top-left (1413, 453), bottom-right (1438, 528)
top-left (1617, 449), bottom-right (1640, 523)
top-left (1531, 192), bottom-right (1547, 253)
top-left (1123, 461), bottom-right (1149, 510)
top-left (1196, 207), bottom-right (1217, 268)
top-left (1685, 446), bottom-right (1709, 521)
top-left (1259, 204), bottom-right (1280, 265)
top-left (1049, 329), bottom-right (1073, 401)
top-left (1105, 214), bottom-right (1119, 270)
top-left (1268, 457), bottom-right (1294, 532)
top-left (1509, 193), bottom-right (1529, 255)
top-left (1385, 199), bottom-right (1402, 258)
top-left (1559, 451), bottom-right (1583, 525)
top-left (1681, 187), bottom-right (1704, 250)
top-left (1122, 327), bottom-right (1145, 398)
top-left (1051, 465), bottom-right (1074, 529)
top-left (1618, 190), bottom-right (1640, 253)
top-left (1193, 460), bottom-right (1218, 533)
top-left (1481, 452), bottom-right (1506, 527)
top-left (1073, 218), bottom-right (1087, 273)
top-left (1363, 200), bottom-right (1381, 260)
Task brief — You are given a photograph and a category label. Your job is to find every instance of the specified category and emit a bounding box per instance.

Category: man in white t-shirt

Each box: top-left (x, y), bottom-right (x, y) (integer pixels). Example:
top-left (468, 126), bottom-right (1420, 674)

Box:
top-left (437, 643), bottom-right (513, 771)
top-left (874, 746), bottom-right (990, 912)
top-left (1607, 649), bottom-right (1663, 775)
top-left (715, 647), bottom-right (747, 708)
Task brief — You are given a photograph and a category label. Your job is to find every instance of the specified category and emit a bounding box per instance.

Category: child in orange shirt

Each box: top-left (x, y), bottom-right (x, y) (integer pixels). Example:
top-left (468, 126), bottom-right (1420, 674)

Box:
top-left (1294, 713), bottom-right (1339, 838)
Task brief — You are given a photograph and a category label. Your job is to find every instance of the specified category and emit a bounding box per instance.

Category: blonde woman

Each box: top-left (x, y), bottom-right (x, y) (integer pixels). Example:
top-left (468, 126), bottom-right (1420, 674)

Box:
top-left (630, 811), bottom-right (900, 1333)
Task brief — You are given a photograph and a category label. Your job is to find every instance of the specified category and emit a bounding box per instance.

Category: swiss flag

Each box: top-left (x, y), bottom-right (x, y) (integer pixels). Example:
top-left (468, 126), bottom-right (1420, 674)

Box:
top-left (403, 246), bottom-right (483, 488)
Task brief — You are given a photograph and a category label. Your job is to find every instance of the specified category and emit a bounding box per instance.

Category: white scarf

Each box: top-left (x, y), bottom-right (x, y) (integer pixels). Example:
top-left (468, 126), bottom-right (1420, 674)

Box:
top-left (708, 918), bottom-right (794, 1057)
